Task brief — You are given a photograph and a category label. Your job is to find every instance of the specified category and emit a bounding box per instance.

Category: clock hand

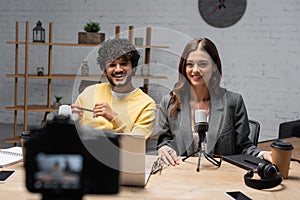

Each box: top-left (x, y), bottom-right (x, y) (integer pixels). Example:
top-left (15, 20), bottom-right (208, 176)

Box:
top-left (218, 0), bottom-right (226, 9)
top-left (208, 0), bottom-right (227, 16)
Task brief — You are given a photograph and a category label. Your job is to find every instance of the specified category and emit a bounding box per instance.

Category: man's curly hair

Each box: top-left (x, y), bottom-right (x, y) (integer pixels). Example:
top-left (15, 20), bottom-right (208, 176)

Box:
top-left (97, 38), bottom-right (140, 70)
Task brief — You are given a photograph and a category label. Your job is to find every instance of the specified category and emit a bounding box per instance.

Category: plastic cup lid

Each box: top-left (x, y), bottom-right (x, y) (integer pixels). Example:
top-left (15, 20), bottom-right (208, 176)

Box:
top-left (271, 140), bottom-right (294, 150)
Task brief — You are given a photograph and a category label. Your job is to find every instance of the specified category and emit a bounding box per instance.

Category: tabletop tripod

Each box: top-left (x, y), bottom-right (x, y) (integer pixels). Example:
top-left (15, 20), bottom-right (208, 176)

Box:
top-left (182, 122), bottom-right (209, 172)
top-left (182, 110), bottom-right (222, 171)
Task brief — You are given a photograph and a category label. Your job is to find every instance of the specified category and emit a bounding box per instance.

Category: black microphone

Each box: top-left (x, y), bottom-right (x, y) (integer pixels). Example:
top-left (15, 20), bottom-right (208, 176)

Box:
top-left (183, 110), bottom-right (221, 171)
top-left (194, 110), bottom-right (208, 143)
top-left (182, 110), bottom-right (213, 171)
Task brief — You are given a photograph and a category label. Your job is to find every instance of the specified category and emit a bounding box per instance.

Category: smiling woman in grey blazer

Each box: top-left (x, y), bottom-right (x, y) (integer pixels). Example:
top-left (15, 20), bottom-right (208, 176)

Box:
top-left (156, 38), bottom-right (272, 166)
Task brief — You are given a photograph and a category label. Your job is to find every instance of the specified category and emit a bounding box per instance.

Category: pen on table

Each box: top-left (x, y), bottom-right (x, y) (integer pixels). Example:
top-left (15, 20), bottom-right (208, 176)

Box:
top-left (79, 107), bottom-right (94, 113)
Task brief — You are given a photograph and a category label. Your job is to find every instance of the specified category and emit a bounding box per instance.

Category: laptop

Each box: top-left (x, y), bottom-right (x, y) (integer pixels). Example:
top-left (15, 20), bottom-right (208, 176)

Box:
top-left (117, 133), bottom-right (153, 187)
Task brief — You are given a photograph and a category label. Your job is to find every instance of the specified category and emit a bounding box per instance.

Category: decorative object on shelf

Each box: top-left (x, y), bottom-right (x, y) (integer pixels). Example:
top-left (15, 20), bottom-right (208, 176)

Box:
top-left (36, 67), bottom-right (44, 76)
top-left (53, 96), bottom-right (63, 109)
top-left (141, 64), bottom-right (150, 76)
top-left (78, 21), bottom-right (105, 44)
top-left (32, 20), bottom-right (45, 42)
top-left (81, 60), bottom-right (89, 76)
top-left (134, 37), bottom-right (144, 46)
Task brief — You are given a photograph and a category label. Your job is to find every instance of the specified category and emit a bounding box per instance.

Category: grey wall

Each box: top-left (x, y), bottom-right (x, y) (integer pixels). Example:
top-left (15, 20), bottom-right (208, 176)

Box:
top-left (0, 0), bottom-right (299, 141)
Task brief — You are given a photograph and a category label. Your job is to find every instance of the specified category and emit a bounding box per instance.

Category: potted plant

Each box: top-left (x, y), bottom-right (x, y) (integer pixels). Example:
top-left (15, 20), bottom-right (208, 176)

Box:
top-left (53, 96), bottom-right (63, 109)
top-left (84, 21), bottom-right (101, 33)
top-left (78, 21), bottom-right (105, 44)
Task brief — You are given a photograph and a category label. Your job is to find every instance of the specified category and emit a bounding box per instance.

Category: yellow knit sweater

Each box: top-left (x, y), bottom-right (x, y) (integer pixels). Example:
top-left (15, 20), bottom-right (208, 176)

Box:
top-left (75, 82), bottom-right (156, 139)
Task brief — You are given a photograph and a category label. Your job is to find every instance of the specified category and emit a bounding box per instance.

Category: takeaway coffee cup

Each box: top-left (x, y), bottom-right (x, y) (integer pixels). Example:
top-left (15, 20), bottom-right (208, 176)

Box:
top-left (271, 140), bottom-right (294, 179)
top-left (20, 131), bottom-right (31, 166)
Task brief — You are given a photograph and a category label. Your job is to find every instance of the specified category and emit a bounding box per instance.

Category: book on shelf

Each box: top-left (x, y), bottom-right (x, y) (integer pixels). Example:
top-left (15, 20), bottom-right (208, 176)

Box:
top-left (0, 146), bottom-right (23, 167)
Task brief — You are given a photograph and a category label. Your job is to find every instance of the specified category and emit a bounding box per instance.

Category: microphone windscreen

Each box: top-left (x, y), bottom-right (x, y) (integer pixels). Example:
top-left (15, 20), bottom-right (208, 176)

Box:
top-left (194, 109), bottom-right (207, 123)
top-left (58, 105), bottom-right (72, 116)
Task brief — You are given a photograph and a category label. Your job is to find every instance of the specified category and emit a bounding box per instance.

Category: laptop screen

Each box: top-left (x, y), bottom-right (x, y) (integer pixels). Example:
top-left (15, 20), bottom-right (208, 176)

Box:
top-left (117, 133), bottom-right (152, 187)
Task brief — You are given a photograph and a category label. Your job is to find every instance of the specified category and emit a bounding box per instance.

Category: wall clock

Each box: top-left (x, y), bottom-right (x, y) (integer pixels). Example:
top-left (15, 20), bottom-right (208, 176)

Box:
top-left (198, 0), bottom-right (247, 28)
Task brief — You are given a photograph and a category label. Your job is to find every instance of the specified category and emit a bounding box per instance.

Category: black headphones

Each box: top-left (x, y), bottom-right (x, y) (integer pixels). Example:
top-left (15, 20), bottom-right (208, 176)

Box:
top-left (244, 163), bottom-right (282, 189)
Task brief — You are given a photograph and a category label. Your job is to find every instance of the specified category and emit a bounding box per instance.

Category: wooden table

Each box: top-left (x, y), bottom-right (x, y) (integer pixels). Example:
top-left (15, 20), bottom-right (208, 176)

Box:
top-left (0, 155), bottom-right (299, 200)
top-left (258, 137), bottom-right (300, 160)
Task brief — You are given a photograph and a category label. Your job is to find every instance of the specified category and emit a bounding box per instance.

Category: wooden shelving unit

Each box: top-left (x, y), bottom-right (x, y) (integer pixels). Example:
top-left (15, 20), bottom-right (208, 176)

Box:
top-left (5, 21), bottom-right (168, 144)
top-left (6, 74), bottom-right (167, 80)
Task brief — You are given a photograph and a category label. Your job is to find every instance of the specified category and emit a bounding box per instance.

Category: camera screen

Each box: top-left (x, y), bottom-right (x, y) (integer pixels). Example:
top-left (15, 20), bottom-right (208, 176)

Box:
top-left (34, 154), bottom-right (83, 191)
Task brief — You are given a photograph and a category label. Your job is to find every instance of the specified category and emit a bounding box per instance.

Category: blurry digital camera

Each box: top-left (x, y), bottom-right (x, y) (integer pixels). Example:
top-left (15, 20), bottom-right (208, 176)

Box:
top-left (25, 115), bottom-right (120, 199)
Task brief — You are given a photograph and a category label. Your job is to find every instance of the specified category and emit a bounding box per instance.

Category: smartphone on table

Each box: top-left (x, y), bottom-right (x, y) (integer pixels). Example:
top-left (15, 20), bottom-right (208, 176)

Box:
top-left (0, 170), bottom-right (16, 183)
top-left (226, 191), bottom-right (252, 200)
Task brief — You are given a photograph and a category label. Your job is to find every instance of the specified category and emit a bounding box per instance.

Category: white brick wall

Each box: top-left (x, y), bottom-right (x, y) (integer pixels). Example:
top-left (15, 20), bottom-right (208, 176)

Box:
top-left (0, 0), bottom-right (299, 141)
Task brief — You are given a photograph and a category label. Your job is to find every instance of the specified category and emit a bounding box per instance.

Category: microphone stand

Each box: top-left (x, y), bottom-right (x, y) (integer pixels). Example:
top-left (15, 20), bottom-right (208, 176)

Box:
top-left (182, 122), bottom-right (208, 172)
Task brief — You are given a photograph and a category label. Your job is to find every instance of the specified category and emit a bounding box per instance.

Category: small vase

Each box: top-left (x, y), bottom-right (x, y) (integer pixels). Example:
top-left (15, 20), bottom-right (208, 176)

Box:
top-left (37, 67), bottom-right (44, 76)
top-left (134, 37), bottom-right (144, 46)
top-left (81, 60), bottom-right (89, 76)
top-left (141, 64), bottom-right (150, 76)
top-left (53, 101), bottom-right (61, 109)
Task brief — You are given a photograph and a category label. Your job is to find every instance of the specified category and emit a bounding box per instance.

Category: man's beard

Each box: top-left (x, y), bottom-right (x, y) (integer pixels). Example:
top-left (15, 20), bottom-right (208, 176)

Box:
top-left (106, 71), bottom-right (132, 88)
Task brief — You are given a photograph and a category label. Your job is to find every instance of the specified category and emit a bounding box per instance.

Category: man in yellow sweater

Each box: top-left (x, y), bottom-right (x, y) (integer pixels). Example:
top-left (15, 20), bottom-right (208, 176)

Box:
top-left (71, 38), bottom-right (156, 139)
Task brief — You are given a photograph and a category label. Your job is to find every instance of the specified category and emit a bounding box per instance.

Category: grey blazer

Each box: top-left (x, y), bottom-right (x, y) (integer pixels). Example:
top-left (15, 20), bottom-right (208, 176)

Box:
top-left (156, 88), bottom-right (261, 157)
